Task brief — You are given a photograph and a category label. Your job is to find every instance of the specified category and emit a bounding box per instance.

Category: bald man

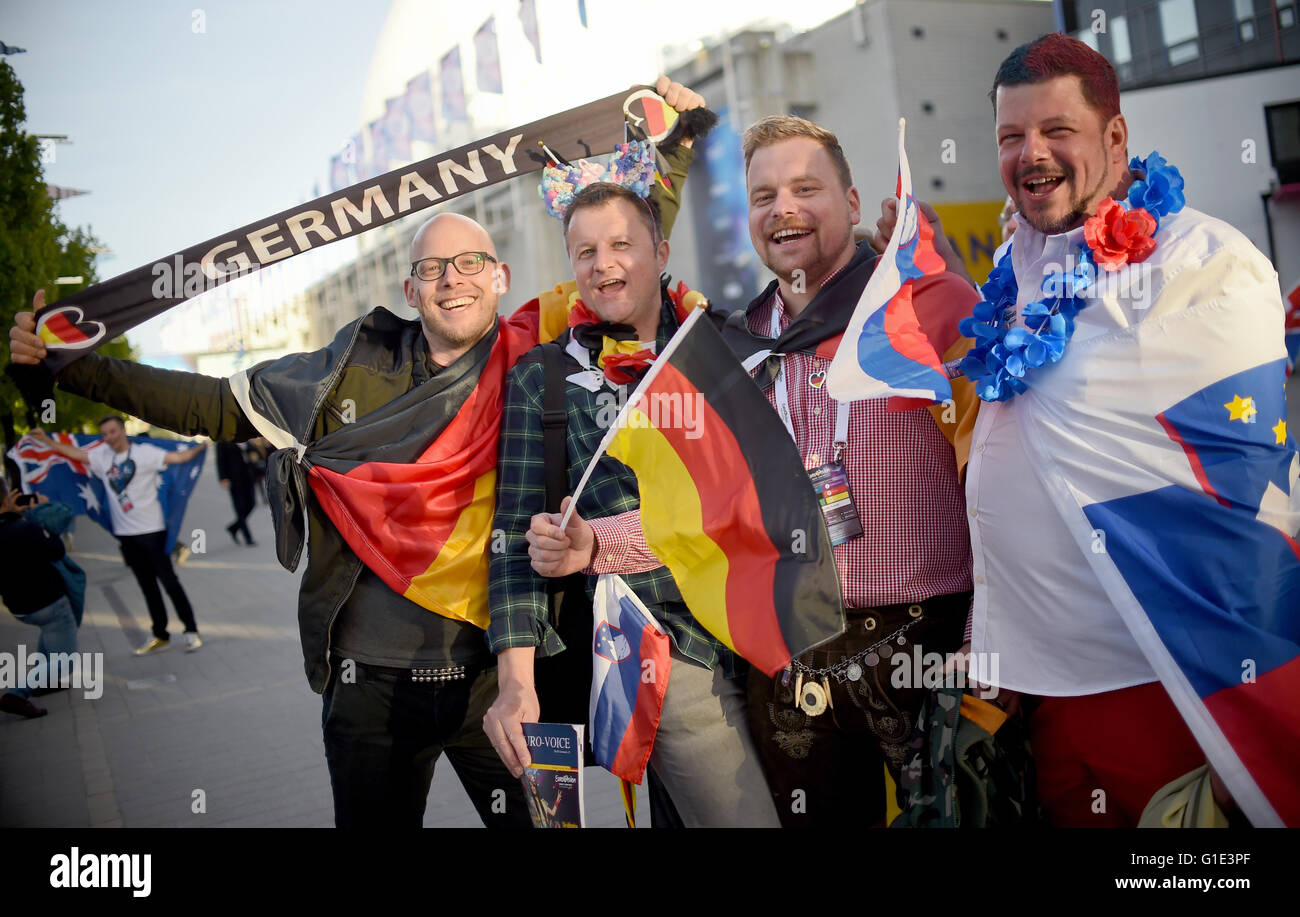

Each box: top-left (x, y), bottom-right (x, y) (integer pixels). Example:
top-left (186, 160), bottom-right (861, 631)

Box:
top-left (7, 79), bottom-right (705, 829)
top-left (10, 212), bottom-right (535, 828)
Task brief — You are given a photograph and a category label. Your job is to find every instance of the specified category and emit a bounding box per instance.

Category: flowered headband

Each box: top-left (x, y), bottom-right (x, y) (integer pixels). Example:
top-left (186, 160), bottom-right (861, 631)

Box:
top-left (539, 140), bottom-right (658, 220)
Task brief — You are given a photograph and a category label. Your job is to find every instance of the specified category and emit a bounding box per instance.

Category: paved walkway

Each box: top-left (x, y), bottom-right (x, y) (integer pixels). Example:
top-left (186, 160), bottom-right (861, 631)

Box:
top-left (0, 454), bottom-right (646, 828)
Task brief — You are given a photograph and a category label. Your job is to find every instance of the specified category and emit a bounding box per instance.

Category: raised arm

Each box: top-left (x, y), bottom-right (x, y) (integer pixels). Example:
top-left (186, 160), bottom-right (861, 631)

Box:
top-left (163, 441), bottom-right (209, 465)
top-left (648, 76), bottom-right (711, 240)
top-left (10, 290), bottom-right (261, 442)
top-left (869, 197), bottom-right (974, 288)
top-left (27, 427), bottom-right (90, 464)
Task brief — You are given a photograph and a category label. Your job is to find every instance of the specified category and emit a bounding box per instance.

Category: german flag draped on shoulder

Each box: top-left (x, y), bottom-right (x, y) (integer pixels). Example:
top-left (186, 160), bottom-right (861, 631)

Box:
top-left (570, 308), bottom-right (847, 675)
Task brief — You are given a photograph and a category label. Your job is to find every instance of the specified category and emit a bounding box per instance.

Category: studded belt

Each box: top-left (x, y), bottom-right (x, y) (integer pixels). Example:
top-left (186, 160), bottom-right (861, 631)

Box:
top-left (408, 664), bottom-right (469, 684)
top-left (337, 657), bottom-right (477, 684)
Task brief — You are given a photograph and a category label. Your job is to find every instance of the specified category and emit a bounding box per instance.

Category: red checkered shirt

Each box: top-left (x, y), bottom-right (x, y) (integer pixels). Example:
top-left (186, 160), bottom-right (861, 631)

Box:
top-left (747, 286), bottom-right (973, 608)
top-left (586, 285), bottom-right (973, 608)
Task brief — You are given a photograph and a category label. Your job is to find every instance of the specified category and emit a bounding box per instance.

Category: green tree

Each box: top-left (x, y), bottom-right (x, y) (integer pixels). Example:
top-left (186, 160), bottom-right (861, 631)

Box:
top-left (0, 59), bottom-right (136, 484)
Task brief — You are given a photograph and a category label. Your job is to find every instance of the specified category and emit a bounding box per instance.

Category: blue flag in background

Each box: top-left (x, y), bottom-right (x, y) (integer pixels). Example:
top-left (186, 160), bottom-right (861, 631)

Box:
top-left (8, 433), bottom-right (206, 553)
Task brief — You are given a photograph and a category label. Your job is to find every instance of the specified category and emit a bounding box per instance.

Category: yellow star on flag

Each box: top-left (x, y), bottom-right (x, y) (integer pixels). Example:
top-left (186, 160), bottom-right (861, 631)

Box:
top-left (1274, 419), bottom-right (1288, 445)
top-left (1224, 394), bottom-right (1258, 423)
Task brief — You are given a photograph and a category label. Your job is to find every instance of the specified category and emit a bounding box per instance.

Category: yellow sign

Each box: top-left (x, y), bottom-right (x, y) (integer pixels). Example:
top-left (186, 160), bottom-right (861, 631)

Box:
top-left (932, 200), bottom-right (1007, 285)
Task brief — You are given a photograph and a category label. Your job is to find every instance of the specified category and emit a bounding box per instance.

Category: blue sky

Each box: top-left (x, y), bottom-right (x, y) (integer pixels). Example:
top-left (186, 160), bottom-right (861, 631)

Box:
top-left (4, 0), bottom-right (390, 349)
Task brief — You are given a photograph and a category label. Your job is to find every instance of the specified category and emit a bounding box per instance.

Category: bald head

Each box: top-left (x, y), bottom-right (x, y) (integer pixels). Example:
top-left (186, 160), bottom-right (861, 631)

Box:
top-left (409, 212), bottom-right (496, 263)
top-left (403, 210), bottom-right (511, 368)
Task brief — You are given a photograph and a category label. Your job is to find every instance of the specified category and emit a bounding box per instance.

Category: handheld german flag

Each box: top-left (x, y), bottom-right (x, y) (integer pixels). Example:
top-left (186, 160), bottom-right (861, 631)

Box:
top-left (566, 309), bottom-right (846, 676)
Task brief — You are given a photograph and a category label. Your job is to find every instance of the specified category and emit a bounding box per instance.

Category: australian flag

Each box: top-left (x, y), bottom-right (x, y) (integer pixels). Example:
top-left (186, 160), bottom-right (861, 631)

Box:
top-left (827, 118), bottom-right (953, 403)
top-left (8, 433), bottom-right (206, 553)
top-left (588, 574), bottom-right (672, 784)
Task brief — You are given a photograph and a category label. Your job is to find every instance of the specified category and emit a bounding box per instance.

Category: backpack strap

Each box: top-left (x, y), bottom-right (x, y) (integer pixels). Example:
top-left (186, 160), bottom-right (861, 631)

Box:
top-left (539, 341), bottom-right (568, 515)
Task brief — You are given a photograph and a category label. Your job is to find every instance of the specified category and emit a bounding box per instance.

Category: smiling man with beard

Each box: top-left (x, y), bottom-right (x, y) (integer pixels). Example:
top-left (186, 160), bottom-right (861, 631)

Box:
top-left (872, 33), bottom-right (1298, 827)
top-left (731, 116), bottom-right (981, 828)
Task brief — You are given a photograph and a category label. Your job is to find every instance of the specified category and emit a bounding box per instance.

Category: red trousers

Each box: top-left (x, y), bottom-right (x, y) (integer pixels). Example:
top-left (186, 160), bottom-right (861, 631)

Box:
top-left (1030, 681), bottom-right (1206, 827)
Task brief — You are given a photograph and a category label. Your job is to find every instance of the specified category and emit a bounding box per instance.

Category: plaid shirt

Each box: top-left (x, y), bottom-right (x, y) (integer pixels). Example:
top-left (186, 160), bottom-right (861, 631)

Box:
top-left (748, 287), bottom-right (973, 608)
top-left (488, 300), bottom-right (733, 672)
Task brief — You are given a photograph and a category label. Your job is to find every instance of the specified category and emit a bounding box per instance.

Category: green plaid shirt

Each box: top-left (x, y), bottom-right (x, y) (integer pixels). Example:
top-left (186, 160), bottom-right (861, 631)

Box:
top-left (488, 297), bottom-right (733, 673)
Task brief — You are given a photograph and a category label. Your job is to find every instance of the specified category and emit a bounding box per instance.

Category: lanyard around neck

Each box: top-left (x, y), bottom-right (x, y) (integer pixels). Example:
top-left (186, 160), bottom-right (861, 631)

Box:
top-left (767, 299), bottom-right (850, 460)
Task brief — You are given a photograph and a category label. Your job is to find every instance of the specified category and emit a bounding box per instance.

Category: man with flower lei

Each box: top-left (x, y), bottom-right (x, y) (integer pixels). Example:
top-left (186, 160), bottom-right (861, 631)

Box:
top-left (872, 33), bottom-right (1298, 827)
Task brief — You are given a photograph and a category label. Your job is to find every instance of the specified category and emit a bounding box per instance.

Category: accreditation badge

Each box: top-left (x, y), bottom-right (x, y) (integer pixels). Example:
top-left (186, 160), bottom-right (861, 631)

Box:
top-left (807, 461), bottom-right (863, 546)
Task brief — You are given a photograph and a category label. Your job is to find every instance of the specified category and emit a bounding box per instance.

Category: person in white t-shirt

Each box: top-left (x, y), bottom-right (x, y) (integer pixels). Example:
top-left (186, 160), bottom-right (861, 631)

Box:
top-left (31, 417), bottom-right (207, 655)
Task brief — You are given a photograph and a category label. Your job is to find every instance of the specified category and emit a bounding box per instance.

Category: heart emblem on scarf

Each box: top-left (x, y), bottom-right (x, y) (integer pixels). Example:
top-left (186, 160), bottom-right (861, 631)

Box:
top-left (106, 458), bottom-right (136, 494)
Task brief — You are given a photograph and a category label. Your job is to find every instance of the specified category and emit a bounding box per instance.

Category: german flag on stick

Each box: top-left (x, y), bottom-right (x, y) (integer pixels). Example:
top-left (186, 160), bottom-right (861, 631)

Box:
top-left (565, 308), bottom-right (845, 675)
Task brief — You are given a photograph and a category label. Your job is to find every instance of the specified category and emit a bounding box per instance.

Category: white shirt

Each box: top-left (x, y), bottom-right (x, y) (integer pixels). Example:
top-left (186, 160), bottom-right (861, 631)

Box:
top-left (87, 441), bottom-right (168, 537)
top-left (963, 213), bottom-right (1216, 696)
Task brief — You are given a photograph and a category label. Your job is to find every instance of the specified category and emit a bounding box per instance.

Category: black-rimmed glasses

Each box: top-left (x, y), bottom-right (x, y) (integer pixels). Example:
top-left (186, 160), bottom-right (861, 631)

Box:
top-left (410, 251), bottom-right (498, 282)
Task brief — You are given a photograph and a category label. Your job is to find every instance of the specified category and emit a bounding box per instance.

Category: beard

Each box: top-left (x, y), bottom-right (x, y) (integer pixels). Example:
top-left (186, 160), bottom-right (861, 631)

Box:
top-left (415, 289), bottom-right (496, 350)
top-left (1015, 144), bottom-right (1113, 236)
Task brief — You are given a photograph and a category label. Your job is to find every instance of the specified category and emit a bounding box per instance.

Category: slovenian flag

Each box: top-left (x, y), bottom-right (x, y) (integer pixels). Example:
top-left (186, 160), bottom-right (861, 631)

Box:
top-left (589, 574), bottom-right (672, 784)
top-left (7, 432), bottom-right (206, 553)
top-left (566, 308), bottom-right (845, 676)
top-left (1074, 359), bottom-right (1300, 826)
top-left (1011, 261), bottom-right (1300, 826)
top-left (826, 118), bottom-right (952, 404)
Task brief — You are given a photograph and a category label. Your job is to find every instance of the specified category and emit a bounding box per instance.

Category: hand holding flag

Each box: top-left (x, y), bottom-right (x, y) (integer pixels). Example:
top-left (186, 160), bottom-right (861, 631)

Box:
top-left (868, 196), bottom-right (972, 288)
top-left (826, 118), bottom-right (953, 404)
top-left (9, 290), bottom-right (49, 365)
top-left (527, 496), bottom-right (595, 578)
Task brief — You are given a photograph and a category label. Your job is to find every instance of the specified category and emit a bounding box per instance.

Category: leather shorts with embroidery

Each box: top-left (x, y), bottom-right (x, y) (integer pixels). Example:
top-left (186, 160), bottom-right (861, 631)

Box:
top-left (748, 592), bottom-right (970, 779)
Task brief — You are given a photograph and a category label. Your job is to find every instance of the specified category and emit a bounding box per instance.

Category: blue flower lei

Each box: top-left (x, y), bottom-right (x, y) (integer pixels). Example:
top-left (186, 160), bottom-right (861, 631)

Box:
top-left (957, 151), bottom-right (1185, 402)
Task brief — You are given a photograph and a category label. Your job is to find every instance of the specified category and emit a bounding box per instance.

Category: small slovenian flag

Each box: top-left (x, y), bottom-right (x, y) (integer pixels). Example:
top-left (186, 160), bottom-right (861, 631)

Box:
top-left (827, 118), bottom-right (951, 403)
top-left (588, 574), bottom-right (672, 784)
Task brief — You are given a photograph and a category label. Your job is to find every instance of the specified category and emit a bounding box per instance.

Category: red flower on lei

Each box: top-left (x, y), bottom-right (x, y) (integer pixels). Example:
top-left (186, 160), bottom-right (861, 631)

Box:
top-left (1084, 197), bottom-right (1157, 271)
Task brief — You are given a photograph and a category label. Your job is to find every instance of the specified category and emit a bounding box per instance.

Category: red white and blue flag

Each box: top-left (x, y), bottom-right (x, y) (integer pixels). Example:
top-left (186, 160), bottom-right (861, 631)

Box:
top-left (7, 433), bottom-right (206, 553)
top-left (1011, 258), bottom-right (1299, 826)
top-left (588, 574), bottom-right (671, 784)
top-left (1077, 359), bottom-right (1299, 826)
top-left (827, 118), bottom-right (952, 404)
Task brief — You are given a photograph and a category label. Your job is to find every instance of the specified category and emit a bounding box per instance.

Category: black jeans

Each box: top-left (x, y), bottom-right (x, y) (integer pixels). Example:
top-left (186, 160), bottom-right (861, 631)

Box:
top-left (227, 481), bottom-right (255, 543)
top-left (321, 659), bottom-right (532, 829)
top-left (747, 591), bottom-right (970, 828)
top-left (118, 530), bottom-right (197, 640)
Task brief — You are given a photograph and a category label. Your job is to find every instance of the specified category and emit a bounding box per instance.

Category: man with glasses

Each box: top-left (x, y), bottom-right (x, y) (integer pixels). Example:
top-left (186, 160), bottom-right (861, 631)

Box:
top-left (7, 77), bottom-right (706, 827)
top-left (11, 214), bottom-right (533, 827)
